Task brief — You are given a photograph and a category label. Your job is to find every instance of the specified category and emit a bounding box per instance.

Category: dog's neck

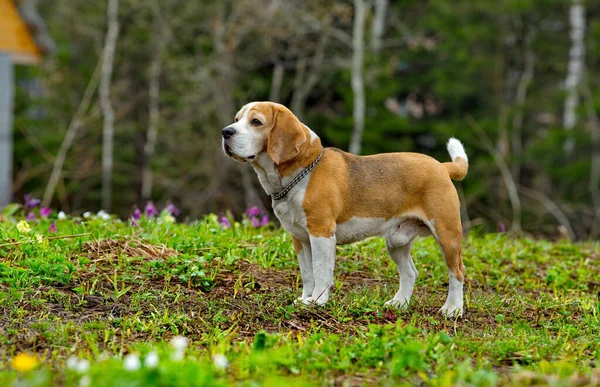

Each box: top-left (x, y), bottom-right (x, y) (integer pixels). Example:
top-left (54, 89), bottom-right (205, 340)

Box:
top-left (251, 125), bottom-right (323, 198)
top-left (251, 149), bottom-right (323, 198)
top-left (251, 153), bottom-right (284, 195)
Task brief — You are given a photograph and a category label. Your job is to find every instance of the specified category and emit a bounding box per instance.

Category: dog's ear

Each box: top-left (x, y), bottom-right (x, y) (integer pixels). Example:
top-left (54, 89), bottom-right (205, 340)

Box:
top-left (268, 106), bottom-right (306, 165)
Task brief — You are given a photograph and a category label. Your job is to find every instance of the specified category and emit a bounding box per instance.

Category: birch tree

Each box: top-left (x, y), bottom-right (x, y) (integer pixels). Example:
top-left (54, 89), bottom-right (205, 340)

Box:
top-left (348, 0), bottom-right (366, 155)
top-left (371, 0), bottom-right (388, 52)
top-left (100, 0), bottom-right (119, 211)
top-left (562, 0), bottom-right (585, 151)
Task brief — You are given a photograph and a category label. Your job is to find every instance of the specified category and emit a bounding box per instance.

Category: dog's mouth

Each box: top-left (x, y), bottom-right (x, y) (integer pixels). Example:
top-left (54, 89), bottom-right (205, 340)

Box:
top-left (223, 142), bottom-right (234, 157)
top-left (223, 143), bottom-right (255, 162)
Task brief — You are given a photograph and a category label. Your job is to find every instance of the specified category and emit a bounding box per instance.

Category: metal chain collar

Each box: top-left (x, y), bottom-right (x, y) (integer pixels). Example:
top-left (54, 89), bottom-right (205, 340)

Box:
top-left (271, 151), bottom-right (324, 201)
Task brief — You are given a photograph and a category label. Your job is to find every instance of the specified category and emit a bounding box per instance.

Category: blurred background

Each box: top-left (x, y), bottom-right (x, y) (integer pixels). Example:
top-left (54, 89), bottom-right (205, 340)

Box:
top-left (1, 0), bottom-right (599, 239)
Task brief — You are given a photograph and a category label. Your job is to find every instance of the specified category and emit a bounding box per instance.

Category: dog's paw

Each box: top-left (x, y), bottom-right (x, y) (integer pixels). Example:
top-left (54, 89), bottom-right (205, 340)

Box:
top-left (302, 296), bottom-right (328, 306)
top-left (439, 303), bottom-right (463, 318)
top-left (384, 298), bottom-right (410, 310)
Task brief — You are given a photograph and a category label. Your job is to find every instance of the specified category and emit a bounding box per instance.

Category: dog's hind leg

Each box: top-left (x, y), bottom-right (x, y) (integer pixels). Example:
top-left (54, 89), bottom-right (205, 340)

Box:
top-left (384, 219), bottom-right (430, 309)
top-left (384, 239), bottom-right (417, 309)
top-left (431, 221), bottom-right (465, 318)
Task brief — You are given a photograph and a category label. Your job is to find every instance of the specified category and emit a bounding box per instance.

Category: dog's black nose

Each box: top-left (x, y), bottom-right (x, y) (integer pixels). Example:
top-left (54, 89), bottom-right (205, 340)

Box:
top-left (222, 127), bottom-right (236, 139)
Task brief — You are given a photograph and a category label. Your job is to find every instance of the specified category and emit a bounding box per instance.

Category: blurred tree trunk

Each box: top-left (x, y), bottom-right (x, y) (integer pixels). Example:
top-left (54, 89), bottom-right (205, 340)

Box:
top-left (469, 117), bottom-right (522, 233)
top-left (290, 34), bottom-right (329, 120)
top-left (0, 54), bottom-right (14, 207)
top-left (511, 28), bottom-right (535, 183)
top-left (141, 14), bottom-right (167, 201)
top-left (371, 0), bottom-right (388, 52)
top-left (211, 2), bottom-right (263, 212)
top-left (100, 0), bottom-right (120, 211)
top-left (563, 0), bottom-right (585, 153)
top-left (583, 77), bottom-right (600, 238)
top-left (269, 62), bottom-right (284, 102)
top-left (43, 60), bottom-right (101, 207)
top-left (213, 2), bottom-right (236, 125)
top-left (206, 5), bottom-right (236, 212)
top-left (349, 0), bottom-right (366, 155)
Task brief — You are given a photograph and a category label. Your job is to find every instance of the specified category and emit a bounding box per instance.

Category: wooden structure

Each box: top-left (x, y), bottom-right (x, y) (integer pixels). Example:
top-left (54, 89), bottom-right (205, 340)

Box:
top-left (0, 0), bottom-right (54, 206)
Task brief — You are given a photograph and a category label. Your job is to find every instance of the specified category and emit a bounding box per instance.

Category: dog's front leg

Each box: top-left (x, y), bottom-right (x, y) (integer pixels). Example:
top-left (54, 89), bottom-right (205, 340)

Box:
top-left (292, 236), bottom-right (315, 301)
top-left (304, 234), bottom-right (336, 305)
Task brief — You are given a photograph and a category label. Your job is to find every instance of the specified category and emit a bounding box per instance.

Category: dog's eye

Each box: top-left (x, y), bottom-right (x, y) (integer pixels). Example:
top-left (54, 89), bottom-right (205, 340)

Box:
top-left (251, 119), bottom-right (262, 126)
top-left (234, 117), bottom-right (239, 122)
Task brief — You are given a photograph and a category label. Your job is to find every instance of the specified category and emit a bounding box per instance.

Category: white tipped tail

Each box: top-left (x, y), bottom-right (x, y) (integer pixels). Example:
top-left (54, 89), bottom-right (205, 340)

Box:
top-left (444, 137), bottom-right (468, 181)
top-left (447, 137), bottom-right (468, 163)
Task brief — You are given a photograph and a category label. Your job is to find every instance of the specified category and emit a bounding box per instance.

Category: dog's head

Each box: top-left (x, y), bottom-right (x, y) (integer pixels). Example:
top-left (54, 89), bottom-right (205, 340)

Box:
top-left (221, 102), bottom-right (317, 165)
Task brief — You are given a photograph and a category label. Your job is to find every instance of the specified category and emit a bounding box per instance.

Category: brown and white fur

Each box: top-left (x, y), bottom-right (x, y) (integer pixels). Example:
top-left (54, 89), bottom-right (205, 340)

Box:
top-left (221, 102), bottom-right (469, 317)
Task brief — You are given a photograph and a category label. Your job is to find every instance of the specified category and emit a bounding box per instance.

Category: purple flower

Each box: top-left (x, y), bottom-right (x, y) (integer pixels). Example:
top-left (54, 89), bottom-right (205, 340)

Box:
top-left (250, 217), bottom-right (260, 227)
top-left (48, 222), bottom-right (57, 233)
top-left (220, 216), bottom-right (231, 229)
top-left (498, 222), bottom-right (506, 233)
top-left (24, 194), bottom-right (41, 208)
top-left (144, 201), bottom-right (159, 218)
top-left (131, 207), bottom-right (142, 220)
top-left (166, 202), bottom-right (181, 216)
top-left (26, 211), bottom-right (37, 221)
top-left (245, 206), bottom-right (261, 217)
top-left (39, 207), bottom-right (52, 218)
top-left (260, 215), bottom-right (269, 226)
top-left (130, 218), bottom-right (137, 227)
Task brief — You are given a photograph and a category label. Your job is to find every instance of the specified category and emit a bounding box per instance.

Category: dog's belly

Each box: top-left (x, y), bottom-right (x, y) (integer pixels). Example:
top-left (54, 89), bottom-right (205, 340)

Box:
top-left (335, 217), bottom-right (390, 244)
top-left (336, 217), bottom-right (431, 245)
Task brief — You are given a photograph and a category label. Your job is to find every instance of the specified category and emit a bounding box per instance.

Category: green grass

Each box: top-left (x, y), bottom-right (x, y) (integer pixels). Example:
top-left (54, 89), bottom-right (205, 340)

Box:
top-left (0, 212), bottom-right (598, 386)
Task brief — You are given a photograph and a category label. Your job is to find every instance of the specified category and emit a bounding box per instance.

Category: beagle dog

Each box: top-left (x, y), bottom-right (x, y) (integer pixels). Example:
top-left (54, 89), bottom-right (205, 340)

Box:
top-left (222, 102), bottom-right (468, 317)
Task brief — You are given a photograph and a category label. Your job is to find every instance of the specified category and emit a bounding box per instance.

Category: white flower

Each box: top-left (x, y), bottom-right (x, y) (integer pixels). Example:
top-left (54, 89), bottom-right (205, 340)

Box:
top-left (17, 220), bottom-right (31, 233)
top-left (171, 349), bottom-right (185, 362)
top-left (164, 214), bottom-right (175, 223)
top-left (144, 351), bottom-right (159, 368)
top-left (83, 212), bottom-right (92, 218)
top-left (123, 354), bottom-right (141, 371)
top-left (170, 336), bottom-right (189, 361)
top-left (79, 375), bottom-right (91, 387)
top-left (212, 354), bottom-right (229, 370)
top-left (35, 233), bottom-right (44, 243)
top-left (58, 211), bottom-right (67, 220)
top-left (66, 356), bottom-right (79, 370)
top-left (97, 210), bottom-right (111, 221)
top-left (75, 359), bottom-right (90, 373)
top-left (171, 336), bottom-right (188, 351)
top-left (66, 356), bottom-right (90, 373)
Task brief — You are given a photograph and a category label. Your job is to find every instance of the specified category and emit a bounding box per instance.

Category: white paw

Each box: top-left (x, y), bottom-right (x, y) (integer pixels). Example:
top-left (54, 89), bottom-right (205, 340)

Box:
top-left (302, 295), bottom-right (328, 306)
top-left (384, 298), bottom-right (410, 310)
top-left (440, 303), bottom-right (463, 318)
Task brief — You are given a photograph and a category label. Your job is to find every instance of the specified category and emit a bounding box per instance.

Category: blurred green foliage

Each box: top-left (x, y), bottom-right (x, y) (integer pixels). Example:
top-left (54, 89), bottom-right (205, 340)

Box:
top-left (10, 0), bottom-right (600, 238)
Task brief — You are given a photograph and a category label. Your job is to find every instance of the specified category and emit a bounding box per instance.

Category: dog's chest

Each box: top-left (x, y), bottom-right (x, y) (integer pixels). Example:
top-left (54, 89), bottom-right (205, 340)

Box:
top-left (272, 189), bottom-right (310, 241)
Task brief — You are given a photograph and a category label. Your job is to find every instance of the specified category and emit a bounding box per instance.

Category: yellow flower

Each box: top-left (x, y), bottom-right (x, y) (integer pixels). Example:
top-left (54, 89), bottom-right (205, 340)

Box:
top-left (17, 220), bottom-right (31, 233)
top-left (35, 233), bottom-right (44, 243)
top-left (164, 214), bottom-right (175, 224)
top-left (11, 353), bottom-right (39, 372)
